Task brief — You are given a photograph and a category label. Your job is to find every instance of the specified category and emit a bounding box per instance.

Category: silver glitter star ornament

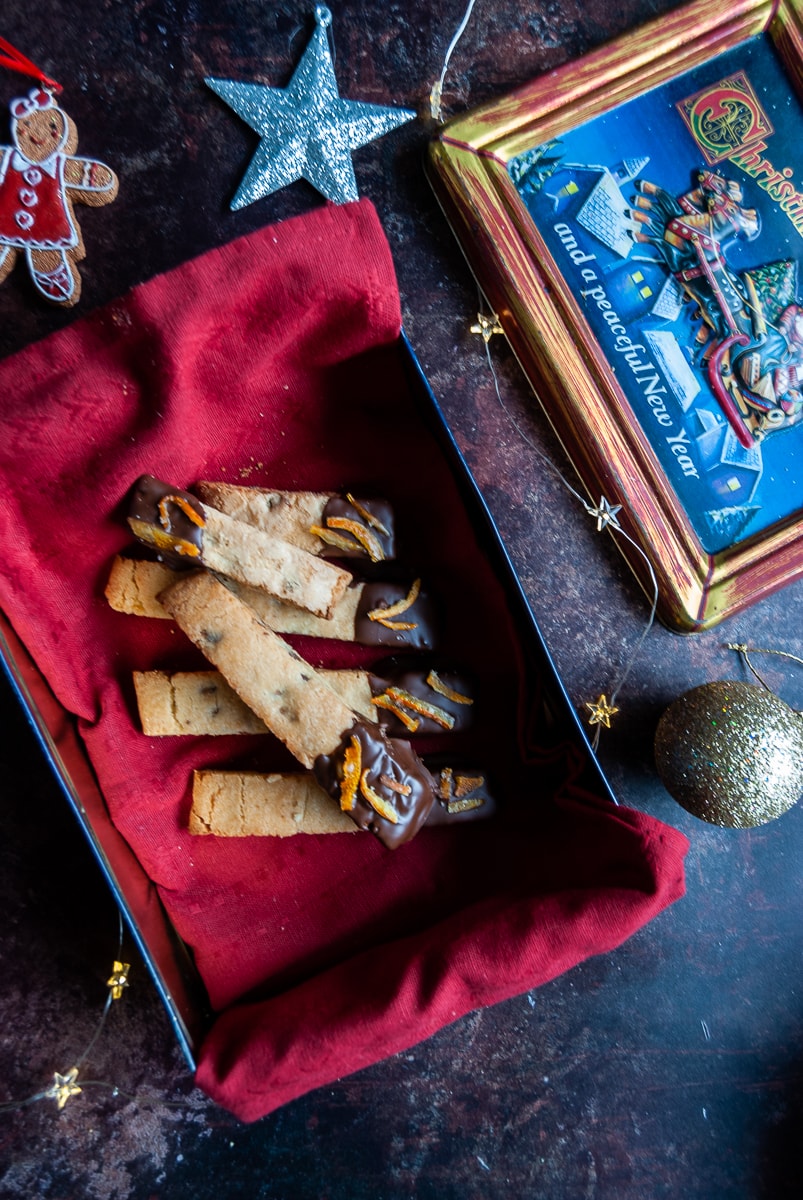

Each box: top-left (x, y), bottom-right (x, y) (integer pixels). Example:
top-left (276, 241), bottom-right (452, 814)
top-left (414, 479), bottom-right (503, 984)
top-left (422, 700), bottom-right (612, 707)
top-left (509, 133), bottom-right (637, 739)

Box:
top-left (206, 6), bottom-right (416, 208)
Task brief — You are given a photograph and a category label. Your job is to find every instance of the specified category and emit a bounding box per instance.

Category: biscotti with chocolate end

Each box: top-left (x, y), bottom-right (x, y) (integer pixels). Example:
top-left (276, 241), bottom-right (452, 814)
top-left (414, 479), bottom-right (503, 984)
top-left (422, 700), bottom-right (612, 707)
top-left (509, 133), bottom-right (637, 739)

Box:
top-left (226, 575), bottom-right (436, 649)
top-left (190, 770), bottom-right (358, 836)
top-left (105, 555), bottom-right (437, 649)
top-left (127, 474), bottom-right (352, 619)
top-left (190, 765), bottom-right (496, 837)
top-left (133, 658), bottom-right (473, 737)
top-left (196, 481), bottom-right (395, 562)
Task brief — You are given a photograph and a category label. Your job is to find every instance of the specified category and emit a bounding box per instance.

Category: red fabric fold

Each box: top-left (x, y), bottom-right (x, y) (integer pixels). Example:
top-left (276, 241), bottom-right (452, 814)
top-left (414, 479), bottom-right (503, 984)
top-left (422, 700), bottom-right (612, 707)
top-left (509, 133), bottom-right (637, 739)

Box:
top-left (0, 198), bottom-right (688, 1122)
top-left (197, 781), bottom-right (686, 1121)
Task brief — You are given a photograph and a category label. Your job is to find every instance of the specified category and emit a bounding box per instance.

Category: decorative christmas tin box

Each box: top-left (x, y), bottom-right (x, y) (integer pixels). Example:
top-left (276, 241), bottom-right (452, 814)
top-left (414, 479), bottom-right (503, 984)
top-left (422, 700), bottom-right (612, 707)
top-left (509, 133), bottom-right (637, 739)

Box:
top-left (428, 0), bottom-right (803, 631)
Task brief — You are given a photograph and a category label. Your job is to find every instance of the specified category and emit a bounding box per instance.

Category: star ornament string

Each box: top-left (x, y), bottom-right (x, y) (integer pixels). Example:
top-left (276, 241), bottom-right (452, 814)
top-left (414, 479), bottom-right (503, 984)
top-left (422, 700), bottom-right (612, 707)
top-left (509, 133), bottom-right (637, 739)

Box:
top-left (431, 9), bottom-right (659, 749)
top-left (0, 912), bottom-right (166, 1116)
top-left (470, 305), bottom-right (659, 753)
top-left (0, 35), bottom-right (61, 92)
top-left (430, 0), bottom-right (477, 121)
top-left (727, 641), bottom-right (803, 703)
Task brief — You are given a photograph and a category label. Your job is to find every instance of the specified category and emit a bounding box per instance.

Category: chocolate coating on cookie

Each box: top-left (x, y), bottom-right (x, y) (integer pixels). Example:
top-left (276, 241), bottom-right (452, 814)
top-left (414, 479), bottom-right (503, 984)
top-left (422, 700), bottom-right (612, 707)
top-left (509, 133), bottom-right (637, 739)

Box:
top-left (320, 495), bottom-right (395, 560)
top-left (128, 475), bottom-right (205, 568)
top-left (355, 580), bottom-right (437, 650)
top-left (424, 761), bottom-right (497, 825)
top-left (369, 657), bottom-right (475, 735)
top-left (313, 721), bottom-right (435, 849)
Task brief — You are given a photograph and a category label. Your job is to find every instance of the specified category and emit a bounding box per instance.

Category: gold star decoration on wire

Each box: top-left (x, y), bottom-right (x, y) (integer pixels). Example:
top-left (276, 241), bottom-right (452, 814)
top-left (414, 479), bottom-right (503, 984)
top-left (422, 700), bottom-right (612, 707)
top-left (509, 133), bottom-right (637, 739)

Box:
top-left (585, 496), bottom-right (623, 533)
top-left (107, 961), bottom-right (130, 1001)
top-left (46, 1067), bottom-right (82, 1110)
top-left (470, 312), bottom-right (504, 343)
top-left (585, 694), bottom-right (620, 729)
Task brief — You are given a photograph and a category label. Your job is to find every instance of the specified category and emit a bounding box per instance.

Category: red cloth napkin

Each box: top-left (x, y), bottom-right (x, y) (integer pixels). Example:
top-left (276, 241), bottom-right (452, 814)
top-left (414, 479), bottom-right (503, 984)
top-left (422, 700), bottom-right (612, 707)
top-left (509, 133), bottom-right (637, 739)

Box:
top-left (0, 199), bottom-right (688, 1121)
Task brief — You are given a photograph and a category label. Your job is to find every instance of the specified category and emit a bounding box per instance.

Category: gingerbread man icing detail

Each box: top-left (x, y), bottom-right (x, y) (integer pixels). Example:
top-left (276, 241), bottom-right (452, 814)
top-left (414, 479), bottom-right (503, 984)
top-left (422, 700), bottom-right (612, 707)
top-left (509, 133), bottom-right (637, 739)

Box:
top-left (0, 88), bottom-right (118, 305)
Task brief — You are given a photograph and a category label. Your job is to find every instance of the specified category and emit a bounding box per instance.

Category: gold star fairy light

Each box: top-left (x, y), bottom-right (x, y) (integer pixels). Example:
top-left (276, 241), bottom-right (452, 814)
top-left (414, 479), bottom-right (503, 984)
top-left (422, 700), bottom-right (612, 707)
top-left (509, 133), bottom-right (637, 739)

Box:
top-left (107, 961), bottom-right (130, 1001)
top-left (470, 312), bottom-right (505, 343)
top-left (585, 694), bottom-right (620, 729)
top-left (47, 1067), bottom-right (82, 1110)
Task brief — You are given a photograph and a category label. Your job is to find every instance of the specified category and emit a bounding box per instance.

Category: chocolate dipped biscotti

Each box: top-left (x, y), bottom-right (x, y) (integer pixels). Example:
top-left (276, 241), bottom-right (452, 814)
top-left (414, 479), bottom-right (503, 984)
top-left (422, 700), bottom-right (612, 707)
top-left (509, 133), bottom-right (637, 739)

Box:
top-left (190, 763), bottom-right (495, 837)
top-left (132, 658), bottom-right (473, 737)
top-left (105, 555), bottom-right (437, 649)
top-left (127, 475), bottom-right (351, 619)
top-left (196, 481), bottom-right (395, 562)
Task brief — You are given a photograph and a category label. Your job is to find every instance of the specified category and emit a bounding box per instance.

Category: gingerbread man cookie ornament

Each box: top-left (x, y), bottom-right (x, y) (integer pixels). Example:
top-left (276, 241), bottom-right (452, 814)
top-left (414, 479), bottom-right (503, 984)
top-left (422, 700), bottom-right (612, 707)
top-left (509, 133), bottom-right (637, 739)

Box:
top-left (0, 87), bottom-right (118, 305)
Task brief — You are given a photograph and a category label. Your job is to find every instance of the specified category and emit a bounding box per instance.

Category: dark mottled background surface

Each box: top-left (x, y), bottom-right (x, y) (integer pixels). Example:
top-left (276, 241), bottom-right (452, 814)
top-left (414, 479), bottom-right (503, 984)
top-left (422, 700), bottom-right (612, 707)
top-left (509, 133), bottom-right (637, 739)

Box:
top-left (0, 1), bottom-right (801, 1196)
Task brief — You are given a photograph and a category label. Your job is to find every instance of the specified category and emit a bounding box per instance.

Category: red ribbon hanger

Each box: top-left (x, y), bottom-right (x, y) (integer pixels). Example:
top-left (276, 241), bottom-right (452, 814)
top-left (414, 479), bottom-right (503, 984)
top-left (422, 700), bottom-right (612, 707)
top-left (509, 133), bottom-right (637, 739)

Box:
top-left (0, 36), bottom-right (61, 92)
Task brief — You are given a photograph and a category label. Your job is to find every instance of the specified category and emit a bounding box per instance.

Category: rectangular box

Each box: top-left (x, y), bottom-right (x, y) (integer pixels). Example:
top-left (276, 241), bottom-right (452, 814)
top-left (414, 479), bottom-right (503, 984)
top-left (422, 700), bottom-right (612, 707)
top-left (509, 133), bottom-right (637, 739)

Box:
top-left (428, 0), bottom-right (803, 631)
top-left (0, 329), bottom-right (613, 1065)
top-left (0, 205), bottom-right (687, 1120)
top-left (0, 328), bottom-right (615, 1064)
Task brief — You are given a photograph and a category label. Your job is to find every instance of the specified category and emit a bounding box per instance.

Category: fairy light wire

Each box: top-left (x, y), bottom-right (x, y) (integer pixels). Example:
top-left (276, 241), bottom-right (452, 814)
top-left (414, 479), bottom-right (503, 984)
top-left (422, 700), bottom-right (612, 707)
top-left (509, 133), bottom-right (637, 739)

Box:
top-left (432, 0), bottom-right (659, 745)
top-left (475, 302), bottom-right (659, 750)
top-left (0, 909), bottom-right (130, 1114)
top-left (430, 0), bottom-right (477, 120)
top-left (727, 642), bottom-right (803, 712)
top-left (0, 898), bottom-right (189, 1113)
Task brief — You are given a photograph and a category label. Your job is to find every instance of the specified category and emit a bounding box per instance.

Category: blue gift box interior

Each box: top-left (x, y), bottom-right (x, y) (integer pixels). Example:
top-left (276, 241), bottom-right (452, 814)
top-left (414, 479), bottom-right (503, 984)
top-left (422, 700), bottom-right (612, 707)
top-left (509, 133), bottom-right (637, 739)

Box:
top-left (0, 328), bottom-right (618, 1071)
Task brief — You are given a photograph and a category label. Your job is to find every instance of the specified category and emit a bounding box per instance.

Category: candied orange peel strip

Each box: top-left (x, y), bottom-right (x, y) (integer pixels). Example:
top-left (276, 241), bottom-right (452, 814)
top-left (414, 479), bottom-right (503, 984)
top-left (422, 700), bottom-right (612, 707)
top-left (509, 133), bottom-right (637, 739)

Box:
top-left (367, 579), bottom-right (421, 629)
top-left (436, 766), bottom-right (454, 800)
top-left (360, 770), bottom-right (400, 824)
top-left (339, 735), bottom-right (362, 812)
top-left (446, 794), bottom-right (486, 814)
top-left (426, 670), bottom-right (474, 706)
top-left (346, 493), bottom-right (390, 537)
top-left (380, 774), bottom-right (412, 796)
top-left (325, 516), bottom-right (384, 562)
top-left (454, 773), bottom-right (485, 798)
top-left (371, 693), bottom-right (420, 733)
top-left (435, 766), bottom-right (487, 813)
top-left (128, 517), bottom-right (201, 559)
top-left (381, 686), bottom-right (456, 730)
top-left (309, 524), bottom-right (361, 555)
top-left (158, 493), bottom-right (206, 531)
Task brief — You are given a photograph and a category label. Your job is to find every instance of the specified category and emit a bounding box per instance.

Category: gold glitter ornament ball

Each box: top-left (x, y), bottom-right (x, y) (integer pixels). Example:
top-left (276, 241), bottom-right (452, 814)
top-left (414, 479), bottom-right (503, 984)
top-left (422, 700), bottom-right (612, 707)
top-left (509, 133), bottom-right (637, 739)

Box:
top-left (654, 680), bottom-right (803, 828)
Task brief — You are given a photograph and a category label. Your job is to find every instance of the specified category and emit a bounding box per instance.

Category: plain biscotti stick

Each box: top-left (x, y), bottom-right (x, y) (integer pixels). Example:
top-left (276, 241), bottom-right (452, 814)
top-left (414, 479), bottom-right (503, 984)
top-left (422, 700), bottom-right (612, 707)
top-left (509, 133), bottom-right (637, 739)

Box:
top-left (105, 555), bottom-right (438, 649)
top-left (133, 667), bottom-right (376, 736)
top-left (196, 481), bottom-right (395, 562)
top-left (159, 571), bottom-right (437, 848)
top-left (127, 475), bottom-right (351, 619)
